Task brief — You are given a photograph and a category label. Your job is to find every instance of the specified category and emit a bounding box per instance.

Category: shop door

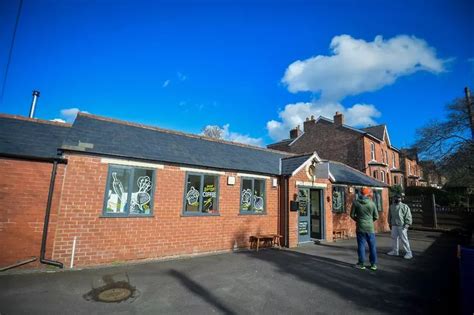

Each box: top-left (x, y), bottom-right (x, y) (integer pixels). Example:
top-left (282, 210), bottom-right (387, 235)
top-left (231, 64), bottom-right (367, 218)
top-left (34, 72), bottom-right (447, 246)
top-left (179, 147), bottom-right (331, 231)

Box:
top-left (298, 188), bottom-right (311, 243)
top-left (310, 189), bottom-right (323, 239)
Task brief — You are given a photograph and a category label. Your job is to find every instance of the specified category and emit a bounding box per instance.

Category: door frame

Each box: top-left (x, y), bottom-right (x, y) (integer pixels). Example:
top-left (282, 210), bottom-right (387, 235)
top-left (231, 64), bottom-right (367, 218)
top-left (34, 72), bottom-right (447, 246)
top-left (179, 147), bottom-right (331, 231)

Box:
top-left (297, 186), bottom-right (326, 243)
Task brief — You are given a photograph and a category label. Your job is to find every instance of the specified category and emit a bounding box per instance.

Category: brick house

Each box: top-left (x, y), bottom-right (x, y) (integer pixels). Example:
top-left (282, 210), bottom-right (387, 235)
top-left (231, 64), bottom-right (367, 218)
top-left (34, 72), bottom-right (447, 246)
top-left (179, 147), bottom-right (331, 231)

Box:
top-left (268, 112), bottom-right (404, 187)
top-left (399, 148), bottom-right (426, 187)
top-left (0, 113), bottom-right (389, 269)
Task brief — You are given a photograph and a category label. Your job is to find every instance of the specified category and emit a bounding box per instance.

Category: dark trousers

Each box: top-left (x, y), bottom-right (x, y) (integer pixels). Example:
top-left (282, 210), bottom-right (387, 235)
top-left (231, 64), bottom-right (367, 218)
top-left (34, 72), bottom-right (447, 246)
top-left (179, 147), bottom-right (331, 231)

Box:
top-left (356, 232), bottom-right (377, 265)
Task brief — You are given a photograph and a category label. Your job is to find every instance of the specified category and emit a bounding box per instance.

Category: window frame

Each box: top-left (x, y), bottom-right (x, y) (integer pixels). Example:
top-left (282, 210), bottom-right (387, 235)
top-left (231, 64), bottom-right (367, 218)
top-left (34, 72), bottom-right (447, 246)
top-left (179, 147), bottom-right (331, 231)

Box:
top-left (392, 152), bottom-right (396, 168)
top-left (239, 177), bottom-right (267, 215)
top-left (332, 185), bottom-right (346, 213)
top-left (372, 170), bottom-right (378, 179)
top-left (182, 172), bottom-right (220, 216)
top-left (381, 171), bottom-right (385, 183)
top-left (370, 142), bottom-right (375, 160)
top-left (102, 164), bottom-right (156, 217)
top-left (373, 189), bottom-right (383, 212)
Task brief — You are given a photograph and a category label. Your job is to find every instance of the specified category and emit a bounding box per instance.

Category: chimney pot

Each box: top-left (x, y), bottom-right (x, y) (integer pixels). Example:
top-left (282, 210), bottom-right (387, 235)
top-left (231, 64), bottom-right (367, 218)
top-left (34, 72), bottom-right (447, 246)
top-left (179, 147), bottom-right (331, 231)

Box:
top-left (289, 125), bottom-right (302, 139)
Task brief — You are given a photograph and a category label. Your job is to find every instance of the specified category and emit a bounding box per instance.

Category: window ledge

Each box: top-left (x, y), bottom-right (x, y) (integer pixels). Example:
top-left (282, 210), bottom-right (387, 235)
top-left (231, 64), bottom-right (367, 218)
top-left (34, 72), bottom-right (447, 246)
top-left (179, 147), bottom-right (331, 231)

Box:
top-left (238, 212), bottom-right (267, 216)
top-left (100, 215), bottom-right (155, 218)
top-left (181, 213), bottom-right (220, 217)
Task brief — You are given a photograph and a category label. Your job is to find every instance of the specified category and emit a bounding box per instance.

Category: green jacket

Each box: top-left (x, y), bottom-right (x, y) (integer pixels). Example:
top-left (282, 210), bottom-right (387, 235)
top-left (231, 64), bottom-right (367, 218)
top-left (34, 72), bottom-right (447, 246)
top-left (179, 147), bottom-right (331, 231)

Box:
top-left (350, 197), bottom-right (379, 233)
top-left (388, 202), bottom-right (412, 227)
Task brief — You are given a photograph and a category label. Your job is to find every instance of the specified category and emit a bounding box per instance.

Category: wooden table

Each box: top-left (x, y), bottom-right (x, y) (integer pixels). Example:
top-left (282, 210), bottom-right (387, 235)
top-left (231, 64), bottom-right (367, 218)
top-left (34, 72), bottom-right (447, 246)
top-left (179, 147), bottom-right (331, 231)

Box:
top-left (250, 234), bottom-right (283, 251)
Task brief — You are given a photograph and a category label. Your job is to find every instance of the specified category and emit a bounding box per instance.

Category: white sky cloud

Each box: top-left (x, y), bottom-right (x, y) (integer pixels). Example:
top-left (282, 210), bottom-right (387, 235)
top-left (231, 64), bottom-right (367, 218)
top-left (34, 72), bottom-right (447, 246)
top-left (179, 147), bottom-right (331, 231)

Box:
top-left (177, 72), bottom-right (187, 81)
top-left (162, 79), bottom-right (170, 87)
top-left (203, 124), bottom-right (264, 147)
top-left (267, 34), bottom-right (446, 141)
top-left (50, 118), bottom-right (66, 123)
top-left (267, 101), bottom-right (381, 141)
top-left (282, 34), bottom-right (447, 100)
top-left (54, 107), bottom-right (89, 123)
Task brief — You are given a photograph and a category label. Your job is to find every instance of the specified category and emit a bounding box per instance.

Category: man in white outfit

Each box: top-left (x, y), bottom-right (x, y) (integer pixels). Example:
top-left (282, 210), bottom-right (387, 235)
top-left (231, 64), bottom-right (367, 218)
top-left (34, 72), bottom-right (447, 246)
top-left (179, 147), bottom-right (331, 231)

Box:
top-left (387, 195), bottom-right (413, 259)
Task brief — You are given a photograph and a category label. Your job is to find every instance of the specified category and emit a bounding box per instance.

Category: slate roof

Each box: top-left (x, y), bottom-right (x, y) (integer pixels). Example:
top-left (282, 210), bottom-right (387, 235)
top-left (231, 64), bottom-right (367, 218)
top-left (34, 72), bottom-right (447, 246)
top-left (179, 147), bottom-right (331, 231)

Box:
top-left (280, 153), bottom-right (313, 175)
top-left (61, 114), bottom-right (290, 175)
top-left (0, 115), bottom-right (71, 160)
top-left (362, 125), bottom-right (386, 142)
top-left (316, 161), bottom-right (388, 187)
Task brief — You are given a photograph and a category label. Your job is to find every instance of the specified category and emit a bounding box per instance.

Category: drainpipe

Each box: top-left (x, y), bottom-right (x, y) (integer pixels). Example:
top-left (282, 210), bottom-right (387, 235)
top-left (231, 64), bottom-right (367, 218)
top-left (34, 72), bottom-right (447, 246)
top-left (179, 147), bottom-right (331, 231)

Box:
top-left (284, 176), bottom-right (289, 247)
top-left (40, 159), bottom-right (64, 268)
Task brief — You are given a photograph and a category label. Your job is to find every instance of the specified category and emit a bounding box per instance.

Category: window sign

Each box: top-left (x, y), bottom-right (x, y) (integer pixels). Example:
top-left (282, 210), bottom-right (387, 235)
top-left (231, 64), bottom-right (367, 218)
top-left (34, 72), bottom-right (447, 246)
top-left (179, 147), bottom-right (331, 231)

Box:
top-left (184, 173), bottom-right (219, 214)
top-left (332, 186), bottom-right (346, 213)
top-left (104, 166), bottom-right (155, 216)
top-left (240, 178), bottom-right (266, 214)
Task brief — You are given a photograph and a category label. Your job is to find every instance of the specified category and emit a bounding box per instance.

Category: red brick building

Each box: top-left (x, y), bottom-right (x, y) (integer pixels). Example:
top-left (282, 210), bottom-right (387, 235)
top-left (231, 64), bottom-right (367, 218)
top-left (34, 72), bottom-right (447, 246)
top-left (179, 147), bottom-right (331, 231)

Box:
top-left (268, 112), bottom-right (404, 187)
top-left (399, 148), bottom-right (426, 187)
top-left (0, 113), bottom-right (389, 269)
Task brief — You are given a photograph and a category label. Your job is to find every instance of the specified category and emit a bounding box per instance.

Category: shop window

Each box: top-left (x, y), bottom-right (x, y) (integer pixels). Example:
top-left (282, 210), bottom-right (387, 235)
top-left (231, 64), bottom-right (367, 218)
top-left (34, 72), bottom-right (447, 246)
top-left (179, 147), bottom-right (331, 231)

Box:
top-left (373, 190), bottom-right (383, 212)
top-left (332, 186), bottom-right (346, 213)
top-left (240, 178), bottom-right (266, 214)
top-left (104, 165), bottom-right (155, 216)
top-left (184, 173), bottom-right (219, 215)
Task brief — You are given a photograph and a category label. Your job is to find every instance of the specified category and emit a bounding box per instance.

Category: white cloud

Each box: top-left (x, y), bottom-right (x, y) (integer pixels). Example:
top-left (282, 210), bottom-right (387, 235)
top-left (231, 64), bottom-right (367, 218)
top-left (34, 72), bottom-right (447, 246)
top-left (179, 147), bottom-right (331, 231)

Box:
top-left (177, 72), bottom-right (187, 81)
top-left (162, 79), bottom-right (170, 87)
top-left (266, 101), bottom-right (380, 141)
top-left (55, 108), bottom-right (89, 123)
top-left (203, 124), bottom-right (264, 147)
top-left (282, 34), bottom-right (447, 100)
top-left (50, 118), bottom-right (66, 123)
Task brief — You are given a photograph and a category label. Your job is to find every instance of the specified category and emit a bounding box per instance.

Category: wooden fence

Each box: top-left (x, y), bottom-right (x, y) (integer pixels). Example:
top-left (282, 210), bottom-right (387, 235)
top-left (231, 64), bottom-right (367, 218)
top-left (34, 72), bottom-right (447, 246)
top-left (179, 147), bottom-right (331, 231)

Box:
top-left (404, 194), bottom-right (474, 230)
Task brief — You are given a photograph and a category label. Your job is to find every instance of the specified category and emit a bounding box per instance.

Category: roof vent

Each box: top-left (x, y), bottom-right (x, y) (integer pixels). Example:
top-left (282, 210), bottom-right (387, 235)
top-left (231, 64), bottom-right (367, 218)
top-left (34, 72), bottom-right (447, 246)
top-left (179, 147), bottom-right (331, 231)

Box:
top-left (28, 90), bottom-right (40, 118)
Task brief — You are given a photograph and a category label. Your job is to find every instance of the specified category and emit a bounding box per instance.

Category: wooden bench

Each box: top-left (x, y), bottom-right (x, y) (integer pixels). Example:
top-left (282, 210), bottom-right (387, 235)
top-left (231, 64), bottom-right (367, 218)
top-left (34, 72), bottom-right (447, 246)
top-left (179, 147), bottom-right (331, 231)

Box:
top-left (333, 229), bottom-right (348, 241)
top-left (250, 234), bottom-right (283, 251)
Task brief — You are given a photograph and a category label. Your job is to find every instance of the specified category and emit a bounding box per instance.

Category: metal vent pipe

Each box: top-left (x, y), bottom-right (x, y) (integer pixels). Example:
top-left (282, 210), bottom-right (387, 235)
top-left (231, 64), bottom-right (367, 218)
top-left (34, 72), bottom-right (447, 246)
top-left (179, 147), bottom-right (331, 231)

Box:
top-left (28, 90), bottom-right (40, 118)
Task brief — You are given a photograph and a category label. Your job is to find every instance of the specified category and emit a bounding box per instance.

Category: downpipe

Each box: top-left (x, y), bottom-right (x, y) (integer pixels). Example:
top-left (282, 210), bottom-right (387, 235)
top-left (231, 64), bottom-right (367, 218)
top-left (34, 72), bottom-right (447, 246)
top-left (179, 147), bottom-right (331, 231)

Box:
top-left (40, 159), bottom-right (64, 268)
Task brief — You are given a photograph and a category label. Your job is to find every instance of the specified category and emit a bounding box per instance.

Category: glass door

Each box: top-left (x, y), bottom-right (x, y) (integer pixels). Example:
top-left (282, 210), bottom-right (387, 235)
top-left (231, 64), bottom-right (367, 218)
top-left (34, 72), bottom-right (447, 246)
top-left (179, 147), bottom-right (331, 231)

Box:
top-left (310, 189), bottom-right (323, 239)
top-left (298, 188), bottom-right (311, 243)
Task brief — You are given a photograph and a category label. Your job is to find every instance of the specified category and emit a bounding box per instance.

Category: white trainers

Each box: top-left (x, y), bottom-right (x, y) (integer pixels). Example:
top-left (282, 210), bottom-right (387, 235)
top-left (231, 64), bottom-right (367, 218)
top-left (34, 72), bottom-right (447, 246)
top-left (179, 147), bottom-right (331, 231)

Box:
top-left (404, 252), bottom-right (413, 259)
top-left (387, 250), bottom-right (399, 256)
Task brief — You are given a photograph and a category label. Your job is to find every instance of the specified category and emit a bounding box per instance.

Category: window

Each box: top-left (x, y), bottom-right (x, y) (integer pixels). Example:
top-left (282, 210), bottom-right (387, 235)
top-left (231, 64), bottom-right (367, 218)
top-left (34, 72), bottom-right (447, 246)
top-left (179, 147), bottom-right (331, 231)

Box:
top-left (104, 165), bottom-right (155, 216)
top-left (372, 170), bottom-right (378, 179)
top-left (184, 173), bottom-right (219, 215)
top-left (240, 178), bottom-right (266, 214)
top-left (370, 142), bottom-right (375, 160)
top-left (394, 176), bottom-right (398, 185)
top-left (381, 171), bottom-right (385, 183)
top-left (408, 163), bottom-right (411, 175)
top-left (392, 152), bottom-right (396, 168)
top-left (373, 189), bottom-right (383, 212)
top-left (381, 149), bottom-right (384, 163)
top-left (332, 186), bottom-right (346, 213)
top-left (385, 151), bottom-right (388, 164)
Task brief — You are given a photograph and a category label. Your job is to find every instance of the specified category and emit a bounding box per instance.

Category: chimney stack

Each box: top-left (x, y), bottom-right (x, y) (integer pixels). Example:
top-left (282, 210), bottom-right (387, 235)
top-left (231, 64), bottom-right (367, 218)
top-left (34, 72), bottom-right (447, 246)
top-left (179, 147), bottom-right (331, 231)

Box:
top-left (290, 125), bottom-right (302, 139)
top-left (28, 90), bottom-right (40, 118)
top-left (334, 111), bottom-right (344, 126)
top-left (303, 115), bottom-right (316, 132)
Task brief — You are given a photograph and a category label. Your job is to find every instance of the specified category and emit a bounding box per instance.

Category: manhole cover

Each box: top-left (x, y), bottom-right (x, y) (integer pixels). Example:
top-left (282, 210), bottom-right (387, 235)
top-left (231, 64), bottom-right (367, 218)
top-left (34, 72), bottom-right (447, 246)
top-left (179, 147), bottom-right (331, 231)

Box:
top-left (97, 288), bottom-right (132, 302)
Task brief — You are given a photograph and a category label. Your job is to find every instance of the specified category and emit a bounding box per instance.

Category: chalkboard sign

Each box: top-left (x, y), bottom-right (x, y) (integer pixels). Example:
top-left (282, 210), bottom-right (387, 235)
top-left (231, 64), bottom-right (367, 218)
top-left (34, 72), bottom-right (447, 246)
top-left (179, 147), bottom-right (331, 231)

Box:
top-left (299, 221), bottom-right (308, 235)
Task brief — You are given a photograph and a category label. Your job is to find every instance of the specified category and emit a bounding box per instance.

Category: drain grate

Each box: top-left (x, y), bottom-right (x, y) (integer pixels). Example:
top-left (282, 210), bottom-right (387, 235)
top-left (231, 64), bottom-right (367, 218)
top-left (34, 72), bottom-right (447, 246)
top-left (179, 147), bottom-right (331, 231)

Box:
top-left (97, 287), bottom-right (132, 302)
top-left (84, 273), bottom-right (139, 303)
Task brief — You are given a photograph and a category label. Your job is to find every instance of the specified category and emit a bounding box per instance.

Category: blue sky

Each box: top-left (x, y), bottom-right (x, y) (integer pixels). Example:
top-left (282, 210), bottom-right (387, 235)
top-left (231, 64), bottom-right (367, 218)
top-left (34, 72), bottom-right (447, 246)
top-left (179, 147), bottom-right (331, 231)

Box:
top-left (0, 0), bottom-right (472, 148)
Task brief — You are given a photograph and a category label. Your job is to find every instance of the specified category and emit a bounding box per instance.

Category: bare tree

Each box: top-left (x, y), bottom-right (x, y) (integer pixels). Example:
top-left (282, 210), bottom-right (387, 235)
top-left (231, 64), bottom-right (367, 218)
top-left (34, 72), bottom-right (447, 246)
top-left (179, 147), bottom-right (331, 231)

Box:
top-left (414, 89), bottom-right (474, 187)
top-left (202, 125), bottom-right (224, 139)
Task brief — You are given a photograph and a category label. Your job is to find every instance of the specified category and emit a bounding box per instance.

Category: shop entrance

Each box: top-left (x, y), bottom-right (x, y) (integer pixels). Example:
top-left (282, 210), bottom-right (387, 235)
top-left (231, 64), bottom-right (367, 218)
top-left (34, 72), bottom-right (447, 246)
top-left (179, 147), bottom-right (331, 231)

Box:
top-left (298, 188), bottom-right (324, 243)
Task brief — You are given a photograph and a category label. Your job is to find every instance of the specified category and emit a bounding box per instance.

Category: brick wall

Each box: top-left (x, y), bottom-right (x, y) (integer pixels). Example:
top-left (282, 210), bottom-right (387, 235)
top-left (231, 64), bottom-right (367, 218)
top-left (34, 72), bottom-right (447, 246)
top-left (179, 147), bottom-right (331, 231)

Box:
top-left (332, 187), bottom-right (390, 237)
top-left (52, 154), bottom-right (280, 267)
top-left (0, 158), bottom-right (64, 268)
top-left (290, 120), bottom-right (366, 171)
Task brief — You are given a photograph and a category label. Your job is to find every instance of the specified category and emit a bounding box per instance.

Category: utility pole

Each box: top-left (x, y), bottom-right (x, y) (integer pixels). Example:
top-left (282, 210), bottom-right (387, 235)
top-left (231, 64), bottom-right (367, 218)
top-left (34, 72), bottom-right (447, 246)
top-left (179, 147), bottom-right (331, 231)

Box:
top-left (465, 86), bottom-right (474, 140)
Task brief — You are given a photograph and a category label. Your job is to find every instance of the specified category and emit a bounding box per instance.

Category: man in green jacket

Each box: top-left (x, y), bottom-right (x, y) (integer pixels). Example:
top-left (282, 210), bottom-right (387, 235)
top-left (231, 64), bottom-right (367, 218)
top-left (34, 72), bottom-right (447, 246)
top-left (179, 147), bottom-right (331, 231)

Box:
top-left (387, 195), bottom-right (413, 259)
top-left (350, 187), bottom-right (379, 270)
